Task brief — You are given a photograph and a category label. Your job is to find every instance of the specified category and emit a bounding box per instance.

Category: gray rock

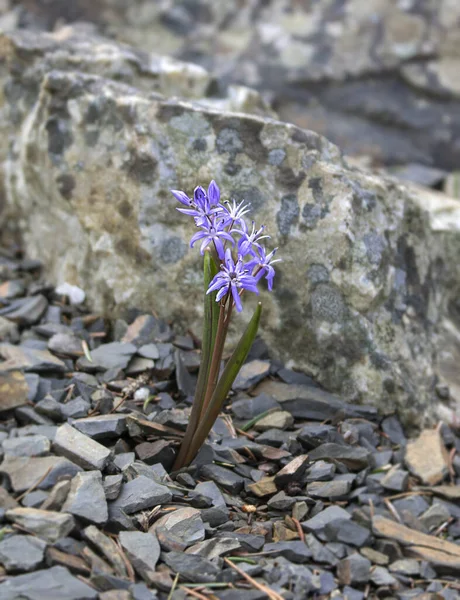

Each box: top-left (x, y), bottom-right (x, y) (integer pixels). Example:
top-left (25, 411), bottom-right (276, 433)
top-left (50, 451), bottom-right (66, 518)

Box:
top-left (420, 502), bottom-right (451, 531)
top-left (5, 507), bottom-right (75, 542)
top-left (60, 397), bottom-right (91, 419)
top-left (21, 490), bottom-right (48, 508)
top-left (302, 506), bottom-right (351, 534)
top-left (41, 480), bottom-right (71, 511)
top-left (109, 476), bottom-right (172, 519)
top-left (53, 423), bottom-right (112, 470)
top-left (35, 396), bottom-right (63, 420)
top-left (274, 455), bottom-right (309, 486)
top-left (232, 360), bottom-right (271, 391)
top-left (62, 471), bottom-right (108, 525)
top-left (119, 531), bottom-right (161, 581)
top-left (370, 566), bottom-right (399, 587)
top-left (113, 452), bottom-right (136, 471)
top-left (3, 28), bottom-right (458, 427)
top-left (0, 565), bottom-right (97, 599)
top-left (231, 393), bottom-right (281, 420)
top-left (324, 519), bottom-right (371, 547)
top-left (337, 553), bottom-right (371, 585)
top-left (389, 558), bottom-right (420, 576)
top-left (305, 533), bottom-right (339, 567)
top-left (104, 474), bottom-right (124, 500)
top-left (134, 440), bottom-right (175, 470)
top-left (307, 480), bottom-right (351, 499)
top-left (2, 435), bottom-right (50, 457)
top-left (308, 443), bottom-right (370, 471)
top-left (0, 344), bottom-right (66, 373)
top-left (199, 464), bottom-right (246, 494)
top-left (0, 295), bottom-right (48, 326)
top-left (0, 455), bottom-right (81, 492)
top-left (381, 415), bottom-right (407, 446)
top-left (267, 491), bottom-right (296, 511)
top-left (186, 536), bottom-right (241, 559)
top-left (48, 333), bottom-right (84, 357)
top-left (298, 424), bottom-right (343, 449)
top-left (381, 466), bottom-right (409, 492)
top-left (194, 480), bottom-right (229, 527)
top-left (137, 343), bottom-right (160, 359)
top-left (72, 414), bottom-right (127, 440)
top-left (151, 507), bottom-right (205, 548)
top-left (77, 342), bottom-right (137, 372)
top-left (0, 534), bottom-right (47, 572)
top-left (264, 541), bottom-right (312, 563)
top-left (305, 461), bottom-right (336, 482)
top-left (162, 551), bottom-right (220, 583)
top-left (83, 525), bottom-right (127, 578)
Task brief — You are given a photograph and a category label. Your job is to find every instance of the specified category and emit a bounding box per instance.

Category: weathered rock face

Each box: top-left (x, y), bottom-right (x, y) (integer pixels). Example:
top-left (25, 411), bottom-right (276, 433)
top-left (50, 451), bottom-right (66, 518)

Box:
top-left (1, 28), bottom-right (460, 425)
top-left (2, 0), bottom-right (460, 171)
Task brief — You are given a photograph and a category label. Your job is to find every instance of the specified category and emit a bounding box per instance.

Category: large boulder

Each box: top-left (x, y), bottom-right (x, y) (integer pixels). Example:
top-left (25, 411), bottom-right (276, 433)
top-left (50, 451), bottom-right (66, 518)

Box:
top-left (1, 1), bottom-right (460, 172)
top-left (1, 28), bottom-right (460, 426)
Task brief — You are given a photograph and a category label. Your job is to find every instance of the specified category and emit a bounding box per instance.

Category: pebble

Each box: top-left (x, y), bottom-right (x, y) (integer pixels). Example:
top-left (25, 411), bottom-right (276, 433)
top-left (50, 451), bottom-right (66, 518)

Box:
top-left (60, 397), bottom-right (91, 419)
top-left (103, 474), bottom-right (124, 500)
top-left (151, 507), bottom-right (205, 548)
top-left (119, 531), bottom-right (161, 580)
top-left (389, 558), bottom-right (420, 576)
top-left (302, 506), bottom-right (352, 534)
top-left (186, 536), bottom-right (241, 559)
top-left (200, 464), bottom-right (246, 494)
top-left (2, 434), bottom-right (50, 457)
top-left (0, 371), bottom-right (29, 412)
top-left (264, 541), bottom-right (313, 563)
top-left (308, 443), bottom-right (370, 470)
top-left (247, 476), bottom-right (277, 497)
top-left (231, 393), bottom-right (281, 420)
top-left (53, 423), bottom-right (112, 470)
top-left (109, 476), bottom-right (172, 519)
top-left (274, 454), bottom-right (309, 486)
top-left (77, 342), bottom-right (137, 372)
top-left (1, 295), bottom-right (48, 326)
top-left (253, 410), bottom-right (294, 431)
top-left (0, 454), bottom-right (81, 492)
top-left (324, 519), bottom-right (371, 546)
top-left (0, 565), bottom-right (98, 600)
top-left (233, 360), bottom-right (271, 390)
top-left (337, 553), bottom-right (371, 585)
top-left (62, 471), bottom-right (108, 525)
top-left (381, 465), bottom-right (409, 492)
top-left (5, 507), bottom-right (75, 542)
top-left (162, 551), bottom-right (220, 583)
top-left (72, 414), bottom-right (127, 440)
top-left (0, 534), bottom-right (47, 572)
top-left (307, 479), bottom-right (351, 499)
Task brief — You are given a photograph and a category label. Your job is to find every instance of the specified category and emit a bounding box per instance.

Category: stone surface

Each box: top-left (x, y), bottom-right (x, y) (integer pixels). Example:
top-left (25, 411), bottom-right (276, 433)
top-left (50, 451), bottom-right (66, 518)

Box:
top-left (253, 410), bottom-right (294, 432)
top-left (151, 507), bottom-right (205, 548)
top-left (162, 551), bottom-right (220, 584)
top-left (118, 531), bottom-right (161, 581)
top-left (62, 471), bottom-right (108, 525)
top-left (2, 28), bottom-right (460, 424)
top-left (5, 508), bottom-right (75, 542)
top-left (0, 455), bottom-right (81, 492)
top-left (2, 434), bottom-right (50, 457)
top-left (308, 443), bottom-right (369, 471)
top-left (0, 565), bottom-right (97, 599)
top-left (405, 429), bottom-right (448, 485)
top-left (53, 423), bottom-right (112, 470)
top-left (71, 414), bottom-right (127, 440)
top-left (0, 534), bottom-right (47, 572)
top-left (109, 476), bottom-right (172, 519)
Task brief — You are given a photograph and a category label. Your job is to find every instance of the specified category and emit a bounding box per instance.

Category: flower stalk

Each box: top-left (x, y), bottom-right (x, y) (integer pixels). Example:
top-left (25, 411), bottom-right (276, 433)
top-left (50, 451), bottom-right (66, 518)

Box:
top-left (171, 181), bottom-right (280, 470)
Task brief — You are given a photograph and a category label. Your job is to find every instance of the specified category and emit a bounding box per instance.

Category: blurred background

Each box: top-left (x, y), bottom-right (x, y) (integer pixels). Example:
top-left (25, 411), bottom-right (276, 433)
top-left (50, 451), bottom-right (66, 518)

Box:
top-left (1, 0), bottom-right (459, 191)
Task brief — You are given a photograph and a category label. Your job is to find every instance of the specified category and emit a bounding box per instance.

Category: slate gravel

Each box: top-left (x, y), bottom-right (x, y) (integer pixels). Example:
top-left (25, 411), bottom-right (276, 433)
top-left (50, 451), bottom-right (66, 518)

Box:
top-left (1, 241), bottom-right (460, 599)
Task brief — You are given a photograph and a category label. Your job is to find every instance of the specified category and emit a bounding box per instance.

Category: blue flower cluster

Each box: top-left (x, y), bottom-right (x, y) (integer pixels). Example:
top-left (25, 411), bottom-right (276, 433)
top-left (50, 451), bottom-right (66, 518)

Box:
top-left (171, 181), bottom-right (280, 311)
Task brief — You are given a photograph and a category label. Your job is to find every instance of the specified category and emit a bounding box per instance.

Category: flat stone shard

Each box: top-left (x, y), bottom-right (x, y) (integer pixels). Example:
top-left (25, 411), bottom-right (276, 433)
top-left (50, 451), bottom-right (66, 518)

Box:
top-left (61, 471), bottom-right (108, 525)
top-left (2, 29), bottom-right (459, 425)
top-left (0, 535), bottom-right (47, 572)
top-left (405, 429), bottom-right (448, 485)
top-left (5, 508), bottom-right (75, 542)
top-left (118, 531), bottom-right (161, 581)
top-left (0, 565), bottom-right (98, 600)
top-left (53, 423), bottom-right (112, 471)
top-left (0, 371), bottom-right (29, 412)
top-left (0, 455), bottom-right (82, 492)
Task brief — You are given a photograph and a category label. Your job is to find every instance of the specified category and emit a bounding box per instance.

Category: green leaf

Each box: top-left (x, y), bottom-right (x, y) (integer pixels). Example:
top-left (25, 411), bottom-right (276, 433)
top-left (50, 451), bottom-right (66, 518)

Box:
top-left (172, 250), bottom-right (219, 470)
top-left (184, 302), bottom-right (262, 463)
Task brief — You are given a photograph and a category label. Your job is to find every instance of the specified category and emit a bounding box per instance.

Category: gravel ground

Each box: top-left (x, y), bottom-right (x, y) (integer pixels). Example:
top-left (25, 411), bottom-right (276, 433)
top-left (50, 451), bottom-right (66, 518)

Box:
top-left (1, 241), bottom-right (460, 600)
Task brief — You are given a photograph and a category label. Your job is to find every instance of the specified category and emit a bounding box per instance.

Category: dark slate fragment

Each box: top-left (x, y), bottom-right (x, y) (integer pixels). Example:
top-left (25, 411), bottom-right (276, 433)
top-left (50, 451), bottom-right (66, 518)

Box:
top-left (302, 506), bottom-right (351, 533)
top-left (264, 541), bottom-right (312, 563)
top-left (77, 342), bottom-right (137, 372)
top-left (71, 414), bottom-right (127, 440)
top-left (232, 360), bottom-right (271, 391)
top-left (119, 531), bottom-right (161, 581)
top-left (61, 471), bottom-right (108, 525)
top-left (108, 476), bottom-right (172, 518)
top-left (305, 460), bottom-right (336, 482)
top-left (307, 479), bottom-right (351, 499)
top-left (274, 455), bottom-right (309, 486)
top-left (122, 314), bottom-right (172, 345)
top-left (134, 440), bottom-right (176, 471)
top-left (308, 443), bottom-right (369, 470)
top-left (324, 519), bottom-right (371, 546)
top-left (199, 464), bottom-right (246, 494)
top-left (231, 393), bottom-right (280, 420)
top-left (0, 565), bottom-right (97, 599)
top-left (0, 534), bottom-right (47, 572)
top-left (298, 423), bottom-right (343, 449)
top-left (162, 551), bottom-right (220, 583)
top-left (381, 415), bottom-right (407, 446)
top-left (0, 295), bottom-right (48, 326)
top-left (337, 553), bottom-right (371, 585)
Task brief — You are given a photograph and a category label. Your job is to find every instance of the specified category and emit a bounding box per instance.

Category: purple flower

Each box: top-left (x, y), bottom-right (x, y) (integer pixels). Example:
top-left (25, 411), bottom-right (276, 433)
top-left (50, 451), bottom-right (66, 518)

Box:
top-left (235, 220), bottom-right (270, 257)
top-left (207, 249), bottom-right (259, 312)
top-left (190, 218), bottom-right (235, 259)
top-left (207, 180), bottom-right (220, 206)
top-left (246, 246), bottom-right (281, 291)
top-left (220, 198), bottom-right (251, 227)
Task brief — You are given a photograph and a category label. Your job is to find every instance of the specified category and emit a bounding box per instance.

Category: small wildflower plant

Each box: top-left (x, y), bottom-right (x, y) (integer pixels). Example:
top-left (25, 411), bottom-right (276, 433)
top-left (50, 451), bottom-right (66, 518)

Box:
top-left (171, 181), bottom-right (280, 469)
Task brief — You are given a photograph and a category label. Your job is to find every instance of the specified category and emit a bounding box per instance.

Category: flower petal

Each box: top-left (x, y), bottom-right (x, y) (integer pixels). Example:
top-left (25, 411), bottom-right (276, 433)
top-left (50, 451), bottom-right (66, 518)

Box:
top-left (171, 189), bottom-right (191, 206)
